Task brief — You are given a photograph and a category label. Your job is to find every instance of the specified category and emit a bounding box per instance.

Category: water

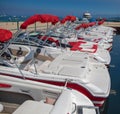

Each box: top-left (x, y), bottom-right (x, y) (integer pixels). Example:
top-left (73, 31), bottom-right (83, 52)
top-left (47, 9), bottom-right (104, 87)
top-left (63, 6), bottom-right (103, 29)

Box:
top-left (0, 15), bottom-right (28, 22)
top-left (1, 15), bottom-right (120, 22)
top-left (107, 35), bottom-right (120, 114)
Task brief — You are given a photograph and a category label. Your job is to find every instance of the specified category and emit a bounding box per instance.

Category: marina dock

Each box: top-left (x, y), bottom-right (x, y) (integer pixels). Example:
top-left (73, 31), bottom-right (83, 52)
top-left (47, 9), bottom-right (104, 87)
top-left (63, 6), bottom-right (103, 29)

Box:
top-left (0, 21), bottom-right (120, 34)
top-left (103, 22), bottom-right (120, 34)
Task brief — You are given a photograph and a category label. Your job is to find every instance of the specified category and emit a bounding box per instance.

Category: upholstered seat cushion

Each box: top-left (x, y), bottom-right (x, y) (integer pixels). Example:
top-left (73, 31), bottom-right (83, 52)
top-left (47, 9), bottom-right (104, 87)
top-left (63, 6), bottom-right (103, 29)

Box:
top-left (13, 100), bottom-right (53, 114)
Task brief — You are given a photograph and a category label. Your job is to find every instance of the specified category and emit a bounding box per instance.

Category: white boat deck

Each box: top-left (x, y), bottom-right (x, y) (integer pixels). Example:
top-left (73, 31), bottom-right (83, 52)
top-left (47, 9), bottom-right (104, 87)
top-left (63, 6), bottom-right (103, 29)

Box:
top-left (41, 52), bottom-right (88, 79)
top-left (13, 100), bottom-right (53, 114)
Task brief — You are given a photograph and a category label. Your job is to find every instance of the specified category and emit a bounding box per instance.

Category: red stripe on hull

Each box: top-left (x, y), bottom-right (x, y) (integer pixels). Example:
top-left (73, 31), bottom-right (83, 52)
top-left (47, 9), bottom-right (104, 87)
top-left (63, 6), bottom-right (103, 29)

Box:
top-left (0, 73), bottom-right (106, 106)
top-left (107, 46), bottom-right (112, 52)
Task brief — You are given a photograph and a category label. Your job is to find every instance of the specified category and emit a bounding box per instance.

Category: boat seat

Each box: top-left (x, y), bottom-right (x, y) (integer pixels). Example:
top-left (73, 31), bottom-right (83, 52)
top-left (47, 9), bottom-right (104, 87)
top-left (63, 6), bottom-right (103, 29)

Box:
top-left (38, 60), bottom-right (51, 72)
top-left (16, 50), bottom-right (34, 64)
top-left (13, 100), bottom-right (53, 114)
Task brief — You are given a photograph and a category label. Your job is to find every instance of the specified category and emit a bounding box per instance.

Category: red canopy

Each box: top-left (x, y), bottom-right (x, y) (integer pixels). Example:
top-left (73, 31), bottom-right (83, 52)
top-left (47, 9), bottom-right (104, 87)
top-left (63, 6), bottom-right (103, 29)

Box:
top-left (40, 14), bottom-right (53, 23)
top-left (0, 29), bottom-right (12, 42)
top-left (60, 18), bottom-right (66, 24)
top-left (60, 15), bottom-right (76, 24)
top-left (75, 23), bottom-right (89, 30)
top-left (40, 14), bottom-right (59, 25)
top-left (88, 22), bottom-right (96, 27)
top-left (51, 15), bottom-right (59, 25)
top-left (75, 24), bottom-right (82, 30)
top-left (20, 14), bottom-right (41, 29)
top-left (98, 19), bottom-right (105, 25)
top-left (60, 16), bottom-right (70, 24)
top-left (20, 14), bottom-right (59, 29)
top-left (71, 16), bottom-right (76, 22)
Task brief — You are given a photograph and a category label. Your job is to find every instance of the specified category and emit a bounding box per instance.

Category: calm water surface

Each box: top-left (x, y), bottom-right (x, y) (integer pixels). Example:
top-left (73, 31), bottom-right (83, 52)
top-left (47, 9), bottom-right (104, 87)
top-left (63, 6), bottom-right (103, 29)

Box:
top-left (107, 35), bottom-right (120, 114)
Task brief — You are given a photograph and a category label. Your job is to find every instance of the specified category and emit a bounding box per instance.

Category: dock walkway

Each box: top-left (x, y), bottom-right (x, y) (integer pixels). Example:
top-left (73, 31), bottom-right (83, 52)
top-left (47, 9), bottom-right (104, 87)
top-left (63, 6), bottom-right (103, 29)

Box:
top-left (103, 22), bottom-right (120, 34)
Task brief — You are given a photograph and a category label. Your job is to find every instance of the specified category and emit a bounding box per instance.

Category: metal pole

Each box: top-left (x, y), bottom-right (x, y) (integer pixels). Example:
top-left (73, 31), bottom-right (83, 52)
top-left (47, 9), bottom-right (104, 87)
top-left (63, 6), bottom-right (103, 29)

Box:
top-left (17, 21), bottom-right (19, 30)
top-left (35, 22), bottom-right (36, 31)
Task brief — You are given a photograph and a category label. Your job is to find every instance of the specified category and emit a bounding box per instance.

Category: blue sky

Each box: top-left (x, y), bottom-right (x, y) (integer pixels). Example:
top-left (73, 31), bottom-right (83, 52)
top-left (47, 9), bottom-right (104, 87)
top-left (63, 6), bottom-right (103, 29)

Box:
top-left (0, 0), bottom-right (120, 17)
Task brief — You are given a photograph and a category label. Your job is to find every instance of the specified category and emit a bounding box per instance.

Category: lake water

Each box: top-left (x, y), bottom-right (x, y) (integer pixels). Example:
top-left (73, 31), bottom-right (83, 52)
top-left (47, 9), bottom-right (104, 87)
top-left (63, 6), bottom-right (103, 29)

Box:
top-left (106, 34), bottom-right (120, 114)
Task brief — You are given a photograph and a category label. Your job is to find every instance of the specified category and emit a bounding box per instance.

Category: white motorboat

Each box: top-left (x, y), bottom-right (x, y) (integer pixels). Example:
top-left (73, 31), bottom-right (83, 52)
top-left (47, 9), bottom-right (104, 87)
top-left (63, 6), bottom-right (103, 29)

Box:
top-left (77, 31), bottom-right (113, 43)
top-left (53, 20), bottom-right (114, 51)
top-left (0, 44), bottom-right (111, 107)
top-left (19, 14), bottom-right (114, 52)
top-left (0, 17), bottom-right (111, 107)
top-left (13, 30), bottom-right (111, 65)
top-left (0, 75), bottom-right (99, 114)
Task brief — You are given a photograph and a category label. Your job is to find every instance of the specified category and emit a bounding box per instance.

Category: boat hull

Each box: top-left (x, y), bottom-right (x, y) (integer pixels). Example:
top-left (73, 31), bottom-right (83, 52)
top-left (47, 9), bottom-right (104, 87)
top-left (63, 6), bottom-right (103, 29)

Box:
top-left (0, 72), bottom-right (107, 107)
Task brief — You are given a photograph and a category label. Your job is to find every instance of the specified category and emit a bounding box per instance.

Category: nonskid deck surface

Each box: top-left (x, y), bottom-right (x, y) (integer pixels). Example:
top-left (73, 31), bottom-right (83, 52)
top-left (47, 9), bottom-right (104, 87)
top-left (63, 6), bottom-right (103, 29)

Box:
top-left (24, 52), bottom-right (89, 76)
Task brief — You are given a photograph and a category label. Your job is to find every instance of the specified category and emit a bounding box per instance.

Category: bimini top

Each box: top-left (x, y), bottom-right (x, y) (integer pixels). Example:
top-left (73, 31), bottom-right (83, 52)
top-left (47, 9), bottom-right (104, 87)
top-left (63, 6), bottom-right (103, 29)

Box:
top-left (0, 29), bottom-right (12, 42)
top-left (20, 14), bottom-right (59, 29)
